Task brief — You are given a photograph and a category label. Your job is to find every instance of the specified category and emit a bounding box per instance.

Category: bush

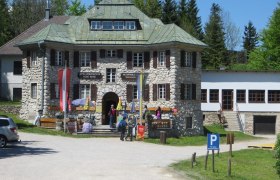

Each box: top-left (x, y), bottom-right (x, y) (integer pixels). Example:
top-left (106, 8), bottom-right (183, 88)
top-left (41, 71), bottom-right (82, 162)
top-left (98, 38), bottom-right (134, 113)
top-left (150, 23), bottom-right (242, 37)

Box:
top-left (275, 134), bottom-right (280, 176)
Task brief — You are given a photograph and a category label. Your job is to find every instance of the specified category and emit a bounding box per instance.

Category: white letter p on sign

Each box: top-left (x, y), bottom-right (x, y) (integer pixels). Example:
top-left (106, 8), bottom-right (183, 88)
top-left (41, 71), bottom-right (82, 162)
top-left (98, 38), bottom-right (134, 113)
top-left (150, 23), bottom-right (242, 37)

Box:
top-left (210, 135), bottom-right (217, 145)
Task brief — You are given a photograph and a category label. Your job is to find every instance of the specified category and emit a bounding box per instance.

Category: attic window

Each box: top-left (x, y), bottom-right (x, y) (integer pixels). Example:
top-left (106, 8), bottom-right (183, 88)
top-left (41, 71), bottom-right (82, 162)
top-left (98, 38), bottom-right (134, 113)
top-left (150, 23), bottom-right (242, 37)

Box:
top-left (90, 20), bottom-right (136, 30)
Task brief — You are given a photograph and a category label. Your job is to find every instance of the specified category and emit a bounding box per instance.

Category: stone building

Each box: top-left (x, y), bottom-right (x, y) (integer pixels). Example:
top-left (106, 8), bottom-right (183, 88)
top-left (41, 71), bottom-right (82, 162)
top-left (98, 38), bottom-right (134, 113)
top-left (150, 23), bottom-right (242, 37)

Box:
top-left (17, 0), bottom-right (206, 136)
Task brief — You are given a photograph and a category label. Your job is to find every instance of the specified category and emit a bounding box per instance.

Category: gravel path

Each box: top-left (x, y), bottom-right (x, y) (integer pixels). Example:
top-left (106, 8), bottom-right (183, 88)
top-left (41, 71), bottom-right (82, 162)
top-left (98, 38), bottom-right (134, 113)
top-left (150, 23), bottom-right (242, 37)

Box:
top-left (0, 133), bottom-right (276, 180)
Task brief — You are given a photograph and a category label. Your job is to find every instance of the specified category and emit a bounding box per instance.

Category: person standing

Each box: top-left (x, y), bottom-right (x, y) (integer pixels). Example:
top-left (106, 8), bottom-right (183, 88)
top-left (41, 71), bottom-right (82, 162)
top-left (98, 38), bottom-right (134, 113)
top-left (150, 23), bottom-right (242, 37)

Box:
top-left (142, 105), bottom-right (148, 120)
top-left (118, 116), bottom-right (127, 141)
top-left (108, 104), bottom-right (116, 128)
top-left (155, 106), bottom-right (162, 119)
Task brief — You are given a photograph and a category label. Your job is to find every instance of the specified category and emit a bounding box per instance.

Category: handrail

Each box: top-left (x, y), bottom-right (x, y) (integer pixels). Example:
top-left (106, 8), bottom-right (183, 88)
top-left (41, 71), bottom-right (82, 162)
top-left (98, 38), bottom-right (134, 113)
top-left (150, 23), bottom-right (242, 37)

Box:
top-left (235, 103), bottom-right (245, 132)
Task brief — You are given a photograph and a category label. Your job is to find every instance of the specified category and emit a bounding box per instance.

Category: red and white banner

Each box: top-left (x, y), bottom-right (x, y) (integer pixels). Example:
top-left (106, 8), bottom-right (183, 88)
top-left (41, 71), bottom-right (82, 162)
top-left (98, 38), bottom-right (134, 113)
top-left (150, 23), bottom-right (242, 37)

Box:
top-left (58, 68), bottom-right (71, 112)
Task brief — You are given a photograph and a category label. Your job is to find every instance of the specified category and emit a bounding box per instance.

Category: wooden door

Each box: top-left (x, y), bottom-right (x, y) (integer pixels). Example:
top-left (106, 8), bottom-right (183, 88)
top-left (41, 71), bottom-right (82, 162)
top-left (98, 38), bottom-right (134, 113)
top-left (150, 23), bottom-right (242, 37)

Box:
top-left (222, 90), bottom-right (233, 111)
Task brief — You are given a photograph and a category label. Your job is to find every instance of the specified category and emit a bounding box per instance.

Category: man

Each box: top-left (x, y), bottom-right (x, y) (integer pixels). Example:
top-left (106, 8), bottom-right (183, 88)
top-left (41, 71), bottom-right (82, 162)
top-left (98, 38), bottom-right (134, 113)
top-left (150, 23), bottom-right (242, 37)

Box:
top-left (108, 104), bottom-right (116, 128)
top-left (118, 116), bottom-right (127, 141)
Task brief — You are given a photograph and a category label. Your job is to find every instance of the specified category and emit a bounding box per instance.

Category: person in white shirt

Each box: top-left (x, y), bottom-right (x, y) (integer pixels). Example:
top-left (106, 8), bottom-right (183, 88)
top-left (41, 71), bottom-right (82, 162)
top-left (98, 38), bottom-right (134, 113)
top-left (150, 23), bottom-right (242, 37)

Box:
top-left (82, 118), bottom-right (93, 133)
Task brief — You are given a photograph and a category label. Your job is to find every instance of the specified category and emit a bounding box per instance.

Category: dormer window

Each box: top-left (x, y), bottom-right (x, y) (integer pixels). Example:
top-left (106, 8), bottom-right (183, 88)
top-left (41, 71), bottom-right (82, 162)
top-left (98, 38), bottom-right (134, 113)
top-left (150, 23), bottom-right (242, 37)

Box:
top-left (90, 20), bottom-right (137, 30)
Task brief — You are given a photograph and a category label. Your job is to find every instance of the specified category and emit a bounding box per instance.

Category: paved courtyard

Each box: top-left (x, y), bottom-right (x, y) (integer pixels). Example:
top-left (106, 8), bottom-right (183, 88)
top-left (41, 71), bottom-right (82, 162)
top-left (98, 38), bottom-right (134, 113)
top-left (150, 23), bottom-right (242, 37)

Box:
top-left (0, 133), bottom-right (276, 180)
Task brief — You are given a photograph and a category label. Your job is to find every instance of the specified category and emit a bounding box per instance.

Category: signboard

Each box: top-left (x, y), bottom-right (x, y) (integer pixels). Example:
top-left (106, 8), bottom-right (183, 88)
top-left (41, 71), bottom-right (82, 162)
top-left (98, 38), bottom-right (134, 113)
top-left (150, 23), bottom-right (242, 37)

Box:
top-left (137, 125), bottom-right (145, 140)
top-left (207, 133), bottom-right (220, 150)
top-left (121, 73), bottom-right (148, 81)
top-left (95, 106), bottom-right (102, 113)
top-left (78, 72), bottom-right (102, 79)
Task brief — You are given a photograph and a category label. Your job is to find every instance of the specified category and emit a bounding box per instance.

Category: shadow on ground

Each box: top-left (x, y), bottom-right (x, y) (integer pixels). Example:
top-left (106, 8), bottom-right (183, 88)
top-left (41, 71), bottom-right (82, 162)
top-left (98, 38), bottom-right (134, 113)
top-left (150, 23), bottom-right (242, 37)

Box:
top-left (0, 141), bottom-right (57, 159)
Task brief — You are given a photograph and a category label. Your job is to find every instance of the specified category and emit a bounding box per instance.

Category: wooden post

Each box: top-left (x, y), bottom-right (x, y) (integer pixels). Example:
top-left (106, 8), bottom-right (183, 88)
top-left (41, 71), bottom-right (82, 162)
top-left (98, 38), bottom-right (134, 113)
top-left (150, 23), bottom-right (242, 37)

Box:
top-left (212, 150), bottom-right (215, 172)
top-left (229, 143), bottom-right (232, 157)
top-left (191, 152), bottom-right (196, 168)
top-left (228, 158), bottom-right (231, 176)
top-left (160, 131), bottom-right (166, 144)
top-left (205, 150), bottom-right (209, 170)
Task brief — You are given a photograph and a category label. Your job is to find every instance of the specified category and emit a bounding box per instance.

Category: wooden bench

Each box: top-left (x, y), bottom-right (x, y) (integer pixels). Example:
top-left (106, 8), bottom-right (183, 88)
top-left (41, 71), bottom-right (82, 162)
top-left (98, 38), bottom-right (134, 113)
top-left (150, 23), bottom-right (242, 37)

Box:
top-left (40, 118), bottom-right (56, 129)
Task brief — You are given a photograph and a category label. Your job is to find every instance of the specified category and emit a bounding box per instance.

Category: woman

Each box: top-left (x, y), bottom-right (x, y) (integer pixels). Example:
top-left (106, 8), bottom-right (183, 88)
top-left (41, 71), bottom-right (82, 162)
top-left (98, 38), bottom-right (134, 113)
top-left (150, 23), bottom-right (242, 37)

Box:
top-left (142, 105), bottom-right (148, 120)
top-left (155, 106), bottom-right (162, 119)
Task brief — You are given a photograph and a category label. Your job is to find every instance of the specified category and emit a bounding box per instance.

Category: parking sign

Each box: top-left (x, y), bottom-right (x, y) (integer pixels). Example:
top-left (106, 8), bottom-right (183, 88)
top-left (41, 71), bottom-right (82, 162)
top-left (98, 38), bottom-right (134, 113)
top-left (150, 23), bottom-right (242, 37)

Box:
top-left (207, 133), bottom-right (220, 150)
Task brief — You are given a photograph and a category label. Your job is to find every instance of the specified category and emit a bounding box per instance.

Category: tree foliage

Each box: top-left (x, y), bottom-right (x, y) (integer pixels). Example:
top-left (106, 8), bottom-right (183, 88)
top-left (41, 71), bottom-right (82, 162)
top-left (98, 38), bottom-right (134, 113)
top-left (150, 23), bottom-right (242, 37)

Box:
top-left (161, 0), bottom-right (177, 24)
top-left (202, 3), bottom-right (226, 69)
top-left (248, 3), bottom-right (280, 70)
top-left (67, 0), bottom-right (86, 16)
top-left (51, 0), bottom-right (69, 16)
top-left (0, 0), bottom-right (11, 46)
top-left (243, 21), bottom-right (258, 55)
top-left (223, 11), bottom-right (241, 51)
top-left (144, 0), bottom-right (162, 19)
top-left (185, 0), bottom-right (203, 40)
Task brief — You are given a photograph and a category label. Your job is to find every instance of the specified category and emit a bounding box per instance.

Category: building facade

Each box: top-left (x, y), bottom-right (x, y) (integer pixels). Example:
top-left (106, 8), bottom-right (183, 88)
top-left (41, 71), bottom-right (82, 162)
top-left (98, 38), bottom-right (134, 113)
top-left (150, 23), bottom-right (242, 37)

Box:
top-left (17, 0), bottom-right (206, 136)
top-left (202, 70), bottom-right (280, 135)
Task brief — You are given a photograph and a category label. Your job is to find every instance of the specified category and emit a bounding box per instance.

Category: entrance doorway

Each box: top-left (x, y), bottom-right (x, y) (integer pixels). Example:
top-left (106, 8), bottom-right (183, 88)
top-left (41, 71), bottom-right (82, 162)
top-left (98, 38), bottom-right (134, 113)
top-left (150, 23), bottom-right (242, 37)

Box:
top-left (254, 116), bottom-right (276, 135)
top-left (102, 92), bottom-right (118, 125)
top-left (222, 89), bottom-right (233, 111)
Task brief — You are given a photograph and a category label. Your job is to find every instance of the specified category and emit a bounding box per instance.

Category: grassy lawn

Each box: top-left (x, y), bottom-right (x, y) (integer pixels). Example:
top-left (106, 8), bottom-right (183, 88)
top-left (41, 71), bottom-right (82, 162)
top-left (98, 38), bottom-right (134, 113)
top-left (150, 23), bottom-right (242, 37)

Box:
top-left (171, 149), bottom-right (278, 180)
top-left (0, 100), bottom-right (21, 106)
top-left (144, 124), bottom-right (260, 146)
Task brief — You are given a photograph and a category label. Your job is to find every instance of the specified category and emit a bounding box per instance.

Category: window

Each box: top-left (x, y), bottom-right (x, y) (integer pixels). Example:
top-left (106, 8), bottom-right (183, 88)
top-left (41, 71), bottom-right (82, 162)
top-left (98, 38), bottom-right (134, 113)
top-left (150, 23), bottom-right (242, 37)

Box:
top-left (113, 21), bottom-right (124, 30)
top-left (186, 117), bottom-right (193, 129)
top-left (185, 52), bottom-right (192, 67)
top-left (80, 52), bottom-right (90, 67)
top-left (268, 90), bottom-right (280, 103)
top-left (31, 83), bottom-right (37, 99)
top-left (158, 51), bottom-right (166, 67)
top-left (13, 88), bottom-right (22, 101)
top-left (236, 90), bottom-right (246, 103)
top-left (106, 68), bottom-right (116, 83)
top-left (0, 119), bottom-right (9, 126)
top-left (80, 84), bottom-right (90, 99)
top-left (55, 51), bottom-right (63, 66)
top-left (185, 84), bottom-right (192, 100)
top-left (133, 85), bottom-right (138, 99)
top-left (55, 84), bottom-right (59, 99)
top-left (201, 89), bottom-right (207, 102)
top-left (107, 50), bottom-right (116, 58)
top-left (103, 21), bottom-right (113, 30)
top-left (31, 51), bottom-right (37, 66)
top-left (91, 21), bottom-right (102, 30)
top-left (210, 89), bottom-right (219, 102)
top-left (249, 90), bottom-right (265, 103)
top-left (125, 21), bottom-right (135, 30)
top-left (133, 52), bottom-right (143, 67)
top-left (13, 61), bottom-right (22, 75)
top-left (158, 84), bottom-right (166, 99)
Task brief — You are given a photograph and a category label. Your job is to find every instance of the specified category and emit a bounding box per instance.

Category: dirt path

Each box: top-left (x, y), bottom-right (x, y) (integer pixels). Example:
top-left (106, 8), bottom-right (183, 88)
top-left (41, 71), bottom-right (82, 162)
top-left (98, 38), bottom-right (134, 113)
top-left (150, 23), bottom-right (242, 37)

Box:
top-left (0, 133), bottom-right (275, 180)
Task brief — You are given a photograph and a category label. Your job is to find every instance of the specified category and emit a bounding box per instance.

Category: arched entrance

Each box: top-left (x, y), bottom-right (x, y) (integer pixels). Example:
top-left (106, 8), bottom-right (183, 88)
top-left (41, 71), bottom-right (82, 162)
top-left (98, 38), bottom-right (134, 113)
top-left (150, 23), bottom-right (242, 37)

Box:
top-left (102, 92), bottom-right (119, 125)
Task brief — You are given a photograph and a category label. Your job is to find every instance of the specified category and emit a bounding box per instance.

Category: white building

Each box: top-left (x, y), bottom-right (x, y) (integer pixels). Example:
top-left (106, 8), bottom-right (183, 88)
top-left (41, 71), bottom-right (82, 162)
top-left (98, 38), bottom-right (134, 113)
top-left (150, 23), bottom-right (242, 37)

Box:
top-left (202, 70), bottom-right (280, 135)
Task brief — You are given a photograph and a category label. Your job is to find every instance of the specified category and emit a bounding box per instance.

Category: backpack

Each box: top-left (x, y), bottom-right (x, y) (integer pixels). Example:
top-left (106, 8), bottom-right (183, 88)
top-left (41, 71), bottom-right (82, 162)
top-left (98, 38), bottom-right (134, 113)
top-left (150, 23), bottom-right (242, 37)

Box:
top-left (118, 120), bottom-right (126, 131)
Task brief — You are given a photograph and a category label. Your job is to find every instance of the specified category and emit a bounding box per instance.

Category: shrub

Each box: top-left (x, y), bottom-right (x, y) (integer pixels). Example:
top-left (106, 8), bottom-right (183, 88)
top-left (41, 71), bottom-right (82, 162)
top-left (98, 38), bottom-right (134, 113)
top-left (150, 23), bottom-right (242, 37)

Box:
top-left (275, 134), bottom-right (280, 176)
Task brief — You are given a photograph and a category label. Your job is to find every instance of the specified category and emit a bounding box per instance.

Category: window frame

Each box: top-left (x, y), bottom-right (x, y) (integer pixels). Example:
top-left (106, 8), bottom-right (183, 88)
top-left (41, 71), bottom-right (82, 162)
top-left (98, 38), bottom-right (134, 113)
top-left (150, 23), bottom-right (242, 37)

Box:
top-left (236, 89), bottom-right (246, 103)
top-left (113, 21), bottom-right (124, 30)
top-left (185, 84), bottom-right (192, 100)
top-left (80, 51), bottom-right (90, 67)
top-left (185, 52), bottom-right (192, 67)
top-left (209, 89), bottom-right (219, 103)
top-left (106, 68), bottom-right (116, 83)
top-left (31, 51), bottom-right (37, 66)
top-left (268, 90), bottom-right (280, 103)
top-left (91, 21), bottom-right (102, 30)
top-left (201, 89), bottom-right (207, 102)
top-left (133, 52), bottom-right (144, 67)
top-left (107, 50), bottom-right (116, 58)
top-left (31, 83), bottom-right (37, 99)
top-left (158, 51), bottom-right (166, 67)
top-left (158, 84), bottom-right (166, 99)
top-left (125, 21), bottom-right (135, 30)
top-left (80, 84), bottom-right (90, 99)
top-left (248, 90), bottom-right (265, 103)
top-left (55, 51), bottom-right (64, 66)
top-left (186, 116), bottom-right (193, 129)
top-left (102, 21), bottom-right (113, 30)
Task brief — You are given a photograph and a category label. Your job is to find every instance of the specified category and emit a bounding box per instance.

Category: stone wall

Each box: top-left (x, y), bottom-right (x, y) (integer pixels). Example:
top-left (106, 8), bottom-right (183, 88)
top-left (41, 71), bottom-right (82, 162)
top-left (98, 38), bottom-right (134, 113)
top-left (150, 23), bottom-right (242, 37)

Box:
top-left (0, 105), bottom-right (20, 115)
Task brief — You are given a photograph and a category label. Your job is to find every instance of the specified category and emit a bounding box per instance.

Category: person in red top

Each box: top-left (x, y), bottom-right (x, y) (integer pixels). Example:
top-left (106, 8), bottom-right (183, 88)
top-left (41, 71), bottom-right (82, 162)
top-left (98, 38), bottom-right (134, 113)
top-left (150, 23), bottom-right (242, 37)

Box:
top-left (108, 104), bottom-right (116, 128)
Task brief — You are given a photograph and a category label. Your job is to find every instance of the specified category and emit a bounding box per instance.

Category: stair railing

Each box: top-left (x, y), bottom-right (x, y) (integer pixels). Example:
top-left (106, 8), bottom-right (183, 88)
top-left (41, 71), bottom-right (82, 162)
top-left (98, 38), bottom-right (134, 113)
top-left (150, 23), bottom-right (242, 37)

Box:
top-left (235, 103), bottom-right (245, 132)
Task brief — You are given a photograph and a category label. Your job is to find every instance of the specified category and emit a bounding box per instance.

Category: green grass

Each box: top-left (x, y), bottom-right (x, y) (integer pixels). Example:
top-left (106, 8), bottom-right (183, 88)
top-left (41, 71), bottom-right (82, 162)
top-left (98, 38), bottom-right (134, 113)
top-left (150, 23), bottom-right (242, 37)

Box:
top-left (171, 149), bottom-right (278, 180)
top-left (144, 124), bottom-right (259, 146)
top-left (0, 100), bottom-right (21, 106)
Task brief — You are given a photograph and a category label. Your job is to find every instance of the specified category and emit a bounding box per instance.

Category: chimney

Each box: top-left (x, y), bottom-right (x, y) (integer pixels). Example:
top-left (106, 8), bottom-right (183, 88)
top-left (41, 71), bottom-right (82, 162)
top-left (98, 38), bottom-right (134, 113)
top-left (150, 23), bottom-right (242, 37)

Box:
top-left (45, 0), bottom-right (50, 21)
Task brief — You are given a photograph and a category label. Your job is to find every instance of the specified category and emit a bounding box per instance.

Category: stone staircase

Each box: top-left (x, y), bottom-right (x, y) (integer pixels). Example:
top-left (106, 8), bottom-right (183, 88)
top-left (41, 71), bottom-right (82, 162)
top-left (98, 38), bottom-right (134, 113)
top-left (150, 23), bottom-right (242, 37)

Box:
top-left (222, 111), bottom-right (242, 132)
top-left (77, 125), bottom-right (121, 137)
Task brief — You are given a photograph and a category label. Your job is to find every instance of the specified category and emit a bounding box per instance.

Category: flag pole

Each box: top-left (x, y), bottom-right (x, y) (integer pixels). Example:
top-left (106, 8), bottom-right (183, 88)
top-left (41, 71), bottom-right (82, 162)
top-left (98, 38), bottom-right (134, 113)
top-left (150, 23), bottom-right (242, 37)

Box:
top-left (139, 70), bottom-right (143, 125)
top-left (64, 62), bottom-right (67, 133)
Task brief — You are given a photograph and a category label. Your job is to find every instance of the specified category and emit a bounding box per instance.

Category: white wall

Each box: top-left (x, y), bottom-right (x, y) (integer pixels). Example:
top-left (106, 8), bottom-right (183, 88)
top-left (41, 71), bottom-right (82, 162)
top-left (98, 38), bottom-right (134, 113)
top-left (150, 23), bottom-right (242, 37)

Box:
top-left (201, 71), bottom-right (280, 112)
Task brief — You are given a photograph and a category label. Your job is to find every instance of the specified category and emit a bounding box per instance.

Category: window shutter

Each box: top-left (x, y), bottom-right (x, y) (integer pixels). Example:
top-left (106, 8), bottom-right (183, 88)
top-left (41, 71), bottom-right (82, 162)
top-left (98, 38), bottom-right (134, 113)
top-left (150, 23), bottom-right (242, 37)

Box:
top-left (153, 51), bottom-right (157, 68)
top-left (91, 51), bottom-right (97, 69)
top-left (192, 52), bottom-right (197, 68)
top-left (181, 84), bottom-right (185, 100)
top-left (74, 51), bottom-right (79, 67)
top-left (100, 49), bottom-right (105, 58)
top-left (127, 51), bottom-right (132, 69)
top-left (166, 83), bottom-right (170, 101)
top-left (166, 50), bottom-right (170, 68)
top-left (65, 51), bottom-right (69, 67)
top-left (127, 84), bottom-right (133, 102)
top-left (144, 51), bottom-right (150, 69)
top-left (50, 83), bottom-right (55, 99)
top-left (73, 84), bottom-right (80, 99)
top-left (50, 49), bottom-right (55, 66)
top-left (153, 84), bottom-right (157, 101)
top-left (91, 84), bottom-right (97, 101)
top-left (27, 50), bottom-right (31, 68)
top-left (192, 84), bottom-right (196, 100)
top-left (144, 84), bottom-right (149, 101)
top-left (117, 49), bottom-right (123, 58)
top-left (181, 50), bottom-right (185, 67)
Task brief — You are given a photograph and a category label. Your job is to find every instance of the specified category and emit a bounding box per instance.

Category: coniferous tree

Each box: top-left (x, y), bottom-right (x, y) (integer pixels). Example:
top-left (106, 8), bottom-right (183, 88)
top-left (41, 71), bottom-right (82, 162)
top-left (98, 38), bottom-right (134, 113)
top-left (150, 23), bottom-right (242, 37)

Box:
top-left (185, 0), bottom-right (203, 40)
top-left (144, 0), bottom-right (162, 18)
top-left (67, 0), bottom-right (86, 16)
top-left (243, 21), bottom-right (258, 55)
top-left (161, 0), bottom-right (177, 24)
top-left (178, 0), bottom-right (188, 27)
top-left (133, 0), bottom-right (145, 12)
top-left (202, 3), bottom-right (226, 69)
top-left (0, 0), bottom-right (11, 46)
top-left (51, 0), bottom-right (69, 16)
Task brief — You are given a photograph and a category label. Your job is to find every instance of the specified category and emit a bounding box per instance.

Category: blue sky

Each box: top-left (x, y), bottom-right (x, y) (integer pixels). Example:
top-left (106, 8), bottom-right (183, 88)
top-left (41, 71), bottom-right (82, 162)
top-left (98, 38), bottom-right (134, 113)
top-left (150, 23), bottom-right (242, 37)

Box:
top-left (82, 0), bottom-right (279, 33)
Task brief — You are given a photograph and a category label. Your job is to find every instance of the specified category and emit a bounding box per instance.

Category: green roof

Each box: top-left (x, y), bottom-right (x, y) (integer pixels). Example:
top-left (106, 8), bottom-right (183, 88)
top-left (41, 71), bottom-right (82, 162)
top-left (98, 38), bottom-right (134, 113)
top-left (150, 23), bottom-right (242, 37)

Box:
top-left (18, 0), bottom-right (206, 47)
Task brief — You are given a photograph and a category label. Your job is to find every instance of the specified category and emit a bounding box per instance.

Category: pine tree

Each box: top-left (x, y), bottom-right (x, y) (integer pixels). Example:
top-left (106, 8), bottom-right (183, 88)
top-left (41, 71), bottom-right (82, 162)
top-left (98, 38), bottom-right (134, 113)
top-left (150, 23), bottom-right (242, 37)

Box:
top-left (67, 0), bottom-right (86, 16)
top-left (51, 0), bottom-right (69, 16)
top-left (243, 21), bottom-right (258, 55)
top-left (0, 0), bottom-right (11, 46)
top-left (144, 0), bottom-right (162, 18)
top-left (161, 0), bottom-right (177, 24)
top-left (185, 0), bottom-right (203, 40)
top-left (202, 3), bottom-right (226, 69)
top-left (133, 0), bottom-right (145, 12)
